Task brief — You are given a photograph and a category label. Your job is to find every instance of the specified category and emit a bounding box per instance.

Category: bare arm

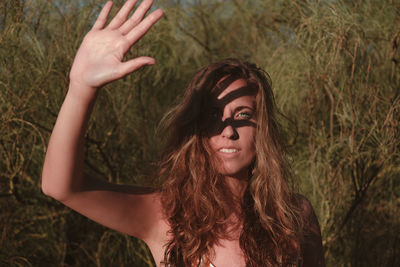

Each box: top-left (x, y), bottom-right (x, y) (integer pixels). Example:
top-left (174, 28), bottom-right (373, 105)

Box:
top-left (41, 0), bottom-right (165, 241)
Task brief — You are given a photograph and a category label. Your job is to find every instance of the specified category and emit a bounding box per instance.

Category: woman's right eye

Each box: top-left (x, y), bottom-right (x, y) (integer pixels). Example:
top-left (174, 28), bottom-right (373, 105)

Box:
top-left (210, 108), bottom-right (221, 119)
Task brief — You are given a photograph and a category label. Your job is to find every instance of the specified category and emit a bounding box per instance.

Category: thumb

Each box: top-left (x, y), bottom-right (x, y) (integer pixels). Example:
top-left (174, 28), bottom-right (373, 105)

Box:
top-left (117, 57), bottom-right (156, 78)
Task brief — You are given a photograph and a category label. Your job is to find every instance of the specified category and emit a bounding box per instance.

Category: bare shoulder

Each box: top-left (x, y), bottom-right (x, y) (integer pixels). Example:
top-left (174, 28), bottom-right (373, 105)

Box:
top-left (294, 194), bottom-right (326, 267)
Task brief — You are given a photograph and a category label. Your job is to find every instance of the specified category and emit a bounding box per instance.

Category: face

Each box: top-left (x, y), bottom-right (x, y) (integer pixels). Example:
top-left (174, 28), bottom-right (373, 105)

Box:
top-left (207, 79), bottom-right (257, 180)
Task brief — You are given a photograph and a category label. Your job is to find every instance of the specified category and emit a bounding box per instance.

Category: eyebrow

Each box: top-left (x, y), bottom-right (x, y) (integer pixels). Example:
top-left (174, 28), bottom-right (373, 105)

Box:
top-left (232, 105), bottom-right (255, 115)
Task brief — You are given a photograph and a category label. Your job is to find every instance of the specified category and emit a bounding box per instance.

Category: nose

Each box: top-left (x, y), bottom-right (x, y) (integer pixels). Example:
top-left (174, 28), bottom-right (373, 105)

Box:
top-left (220, 122), bottom-right (238, 140)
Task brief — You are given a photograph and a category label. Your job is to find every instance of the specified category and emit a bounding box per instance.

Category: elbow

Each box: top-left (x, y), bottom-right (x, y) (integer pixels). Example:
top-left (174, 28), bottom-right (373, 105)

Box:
top-left (41, 177), bottom-right (60, 200)
top-left (41, 180), bottom-right (56, 198)
top-left (41, 183), bottom-right (70, 202)
top-left (41, 170), bottom-right (52, 197)
top-left (41, 171), bottom-right (70, 202)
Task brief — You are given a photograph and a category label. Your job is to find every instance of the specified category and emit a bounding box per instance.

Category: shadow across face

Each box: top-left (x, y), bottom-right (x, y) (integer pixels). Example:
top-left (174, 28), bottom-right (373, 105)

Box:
top-left (203, 76), bottom-right (257, 138)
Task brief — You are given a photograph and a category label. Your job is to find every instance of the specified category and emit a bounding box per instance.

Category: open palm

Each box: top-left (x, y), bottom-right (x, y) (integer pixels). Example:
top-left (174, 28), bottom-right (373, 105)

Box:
top-left (69, 0), bottom-right (164, 90)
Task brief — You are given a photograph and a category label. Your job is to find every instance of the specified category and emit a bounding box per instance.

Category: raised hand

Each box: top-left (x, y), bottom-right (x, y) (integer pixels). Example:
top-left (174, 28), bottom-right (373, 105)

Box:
top-left (69, 0), bottom-right (164, 96)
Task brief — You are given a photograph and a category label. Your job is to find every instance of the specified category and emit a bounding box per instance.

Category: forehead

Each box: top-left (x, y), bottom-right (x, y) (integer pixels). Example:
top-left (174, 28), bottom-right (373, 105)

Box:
top-left (217, 79), bottom-right (248, 99)
top-left (212, 78), bottom-right (257, 110)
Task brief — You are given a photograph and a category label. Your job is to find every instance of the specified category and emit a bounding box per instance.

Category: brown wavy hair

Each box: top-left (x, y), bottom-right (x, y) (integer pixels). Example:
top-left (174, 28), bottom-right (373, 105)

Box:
top-left (157, 59), bottom-right (304, 266)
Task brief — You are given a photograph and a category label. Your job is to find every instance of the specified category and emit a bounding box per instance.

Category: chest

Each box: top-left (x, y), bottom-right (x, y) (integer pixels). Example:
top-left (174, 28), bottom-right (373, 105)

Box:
top-left (208, 239), bottom-right (246, 267)
top-left (147, 219), bottom-right (246, 267)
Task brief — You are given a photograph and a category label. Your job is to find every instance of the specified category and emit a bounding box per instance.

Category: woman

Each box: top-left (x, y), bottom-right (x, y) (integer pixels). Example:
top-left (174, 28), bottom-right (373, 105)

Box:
top-left (41, 0), bottom-right (325, 266)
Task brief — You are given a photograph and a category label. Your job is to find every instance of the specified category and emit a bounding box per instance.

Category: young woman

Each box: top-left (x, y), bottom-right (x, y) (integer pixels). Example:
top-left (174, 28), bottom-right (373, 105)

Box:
top-left (41, 0), bottom-right (325, 266)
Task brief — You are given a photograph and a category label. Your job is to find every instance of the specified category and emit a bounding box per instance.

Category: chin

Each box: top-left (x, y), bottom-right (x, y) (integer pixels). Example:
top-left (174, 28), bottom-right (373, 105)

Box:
top-left (217, 164), bottom-right (250, 180)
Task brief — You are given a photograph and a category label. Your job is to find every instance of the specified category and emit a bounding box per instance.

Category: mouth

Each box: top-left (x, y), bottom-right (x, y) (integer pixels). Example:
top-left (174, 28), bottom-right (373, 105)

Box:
top-left (218, 148), bottom-right (239, 153)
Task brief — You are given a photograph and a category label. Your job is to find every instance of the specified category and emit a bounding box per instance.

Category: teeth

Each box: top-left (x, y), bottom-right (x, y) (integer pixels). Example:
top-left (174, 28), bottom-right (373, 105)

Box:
top-left (219, 148), bottom-right (238, 153)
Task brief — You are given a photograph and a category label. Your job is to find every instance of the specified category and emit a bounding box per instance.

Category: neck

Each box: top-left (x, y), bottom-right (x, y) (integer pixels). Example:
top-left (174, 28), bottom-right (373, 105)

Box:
top-left (224, 175), bottom-right (248, 200)
top-left (220, 176), bottom-right (247, 239)
top-left (223, 173), bottom-right (248, 220)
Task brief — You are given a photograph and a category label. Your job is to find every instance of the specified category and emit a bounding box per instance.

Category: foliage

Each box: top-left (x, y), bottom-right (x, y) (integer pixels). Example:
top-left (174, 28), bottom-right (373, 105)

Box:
top-left (0, 0), bottom-right (399, 266)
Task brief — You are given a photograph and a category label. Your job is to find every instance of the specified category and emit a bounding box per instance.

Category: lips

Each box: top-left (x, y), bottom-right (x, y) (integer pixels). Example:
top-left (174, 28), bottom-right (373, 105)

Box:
top-left (219, 148), bottom-right (239, 153)
top-left (216, 147), bottom-right (241, 162)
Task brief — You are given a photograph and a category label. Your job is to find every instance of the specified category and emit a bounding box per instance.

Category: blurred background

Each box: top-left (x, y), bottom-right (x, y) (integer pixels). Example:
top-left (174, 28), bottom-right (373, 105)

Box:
top-left (0, 0), bottom-right (399, 266)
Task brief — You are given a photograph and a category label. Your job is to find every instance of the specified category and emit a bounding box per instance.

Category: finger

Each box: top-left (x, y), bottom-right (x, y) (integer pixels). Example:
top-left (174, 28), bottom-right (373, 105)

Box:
top-left (125, 9), bottom-right (164, 44)
top-left (116, 57), bottom-right (156, 78)
top-left (107, 0), bottom-right (138, 30)
top-left (92, 1), bottom-right (113, 30)
top-left (119, 0), bottom-right (154, 35)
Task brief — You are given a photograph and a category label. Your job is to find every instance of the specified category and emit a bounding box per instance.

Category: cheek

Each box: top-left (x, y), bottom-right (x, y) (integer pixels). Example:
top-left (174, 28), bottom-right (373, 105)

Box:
top-left (207, 136), bottom-right (217, 150)
top-left (241, 127), bottom-right (256, 150)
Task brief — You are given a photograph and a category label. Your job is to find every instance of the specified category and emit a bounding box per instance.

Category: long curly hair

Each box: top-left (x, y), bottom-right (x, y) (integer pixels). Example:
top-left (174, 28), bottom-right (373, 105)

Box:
top-left (157, 59), bottom-right (304, 266)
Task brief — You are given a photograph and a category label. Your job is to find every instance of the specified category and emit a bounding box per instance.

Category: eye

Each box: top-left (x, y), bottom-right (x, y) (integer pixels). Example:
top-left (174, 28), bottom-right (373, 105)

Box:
top-left (209, 108), bottom-right (222, 120)
top-left (236, 111), bottom-right (252, 120)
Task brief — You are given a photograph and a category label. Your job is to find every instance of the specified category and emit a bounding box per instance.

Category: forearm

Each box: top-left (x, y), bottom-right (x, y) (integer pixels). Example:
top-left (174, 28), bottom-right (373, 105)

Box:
top-left (41, 83), bottom-right (97, 201)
